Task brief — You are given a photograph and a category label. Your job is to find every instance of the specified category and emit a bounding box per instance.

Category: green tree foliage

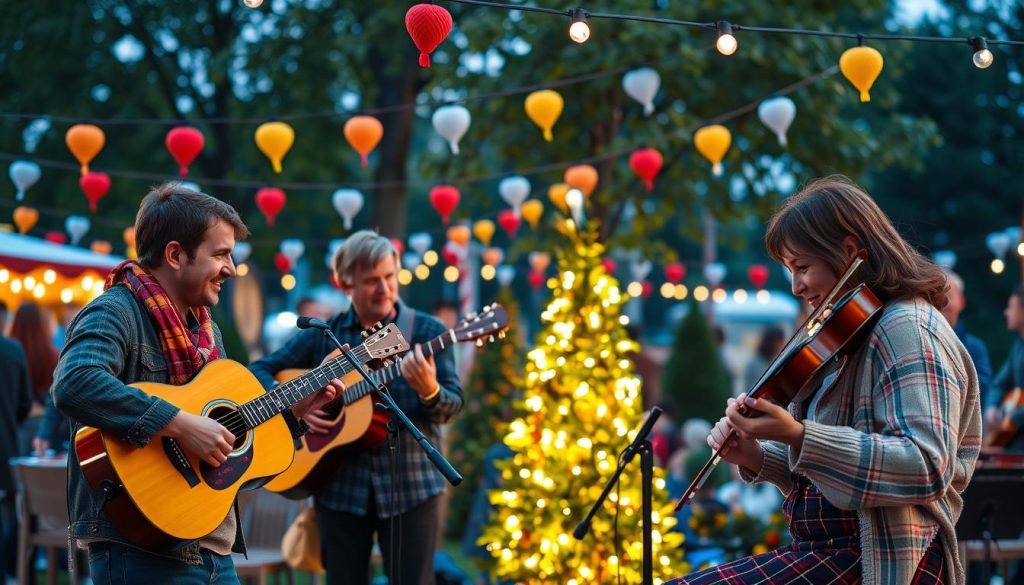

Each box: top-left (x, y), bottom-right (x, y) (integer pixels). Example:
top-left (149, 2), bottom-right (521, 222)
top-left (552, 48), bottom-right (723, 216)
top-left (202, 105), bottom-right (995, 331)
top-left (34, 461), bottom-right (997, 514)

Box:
top-left (661, 301), bottom-right (732, 425)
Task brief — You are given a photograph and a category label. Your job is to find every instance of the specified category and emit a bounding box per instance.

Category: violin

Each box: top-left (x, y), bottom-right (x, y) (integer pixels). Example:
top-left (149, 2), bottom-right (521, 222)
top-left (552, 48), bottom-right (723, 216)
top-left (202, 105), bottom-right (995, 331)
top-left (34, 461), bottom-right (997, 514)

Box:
top-left (674, 251), bottom-right (884, 511)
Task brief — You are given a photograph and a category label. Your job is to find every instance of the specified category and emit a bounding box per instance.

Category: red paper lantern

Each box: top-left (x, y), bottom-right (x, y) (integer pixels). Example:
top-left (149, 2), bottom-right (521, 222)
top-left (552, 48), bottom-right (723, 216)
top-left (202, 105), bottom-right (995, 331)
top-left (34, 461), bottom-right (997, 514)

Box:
top-left (527, 270), bottom-right (545, 289)
top-left (664, 261), bottom-right (686, 284)
top-left (79, 172), bottom-right (111, 213)
top-left (748, 264), bottom-right (769, 289)
top-left (429, 185), bottom-right (460, 225)
top-left (630, 148), bottom-right (663, 192)
top-left (405, 4), bottom-right (453, 68)
top-left (256, 187), bottom-right (286, 227)
top-left (602, 257), bottom-right (617, 275)
top-left (497, 209), bottom-right (520, 238)
top-left (165, 127), bottom-right (205, 177)
top-left (642, 280), bottom-right (654, 299)
top-left (390, 238), bottom-right (405, 256)
top-left (274, 251), bottom-right (292, 274)
top-left (442, 243), bottom-right (460, 266)
top-left (45, 231), bottom-right (67, 245)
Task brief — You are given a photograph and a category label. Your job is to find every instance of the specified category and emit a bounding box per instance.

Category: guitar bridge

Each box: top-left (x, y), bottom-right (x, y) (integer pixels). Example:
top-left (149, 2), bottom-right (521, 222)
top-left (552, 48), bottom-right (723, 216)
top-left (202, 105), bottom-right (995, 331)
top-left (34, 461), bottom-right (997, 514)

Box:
top-left (162, 437), bottom-right (200, 487)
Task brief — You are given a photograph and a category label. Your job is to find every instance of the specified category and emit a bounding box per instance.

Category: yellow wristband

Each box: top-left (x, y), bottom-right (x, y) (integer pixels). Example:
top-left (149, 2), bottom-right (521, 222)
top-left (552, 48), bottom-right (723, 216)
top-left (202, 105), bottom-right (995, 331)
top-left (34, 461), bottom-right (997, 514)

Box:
top-left (422, 385), bottom-right (441, 402)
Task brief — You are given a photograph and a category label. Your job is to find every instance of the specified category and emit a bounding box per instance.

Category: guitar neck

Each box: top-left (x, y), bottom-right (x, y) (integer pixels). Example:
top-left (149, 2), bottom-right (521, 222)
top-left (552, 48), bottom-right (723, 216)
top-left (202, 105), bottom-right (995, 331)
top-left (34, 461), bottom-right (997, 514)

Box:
top-left (242, 345), bottom-right (372, 427)
top-left (344, 329), bottom-right (456, 404)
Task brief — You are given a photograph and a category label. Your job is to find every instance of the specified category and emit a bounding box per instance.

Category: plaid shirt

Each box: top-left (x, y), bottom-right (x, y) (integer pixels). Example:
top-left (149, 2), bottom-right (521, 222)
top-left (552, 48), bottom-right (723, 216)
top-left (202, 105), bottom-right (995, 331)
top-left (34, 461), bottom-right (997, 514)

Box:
top-left (742, 299), bottom-right (981, 585)
top-left (249, 300), bottom-right (462, 518)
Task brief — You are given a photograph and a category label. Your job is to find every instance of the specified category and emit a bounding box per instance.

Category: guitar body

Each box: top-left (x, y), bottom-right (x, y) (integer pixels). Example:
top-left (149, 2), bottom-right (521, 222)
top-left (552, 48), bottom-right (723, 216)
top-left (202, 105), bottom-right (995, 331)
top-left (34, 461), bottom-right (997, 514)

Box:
top-left (987, 388), bottom-right (1023, 447)
top-left (75, 359), bottom-right (295, 545)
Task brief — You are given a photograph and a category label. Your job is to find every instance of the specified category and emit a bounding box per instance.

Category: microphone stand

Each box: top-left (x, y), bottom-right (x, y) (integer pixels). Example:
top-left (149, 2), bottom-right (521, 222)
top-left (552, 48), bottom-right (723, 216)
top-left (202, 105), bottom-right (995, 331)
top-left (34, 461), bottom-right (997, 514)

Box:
top-left (574, 406), bottom-right (662, 585)
top-left (314, 325), bottom-right (462, 486)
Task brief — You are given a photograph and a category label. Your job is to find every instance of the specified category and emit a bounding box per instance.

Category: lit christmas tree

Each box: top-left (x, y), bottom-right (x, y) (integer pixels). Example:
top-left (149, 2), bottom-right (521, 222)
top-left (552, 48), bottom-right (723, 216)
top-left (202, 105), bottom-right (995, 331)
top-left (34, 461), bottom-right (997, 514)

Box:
top-left (481, 219), bottom-right (686, 584)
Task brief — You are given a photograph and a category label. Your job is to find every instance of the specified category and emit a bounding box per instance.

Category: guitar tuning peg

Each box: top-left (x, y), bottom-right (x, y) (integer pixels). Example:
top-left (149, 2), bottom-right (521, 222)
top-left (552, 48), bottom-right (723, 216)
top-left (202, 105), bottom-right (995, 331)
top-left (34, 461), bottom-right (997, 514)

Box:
top-left (361, 330), bottom-right (369, 338)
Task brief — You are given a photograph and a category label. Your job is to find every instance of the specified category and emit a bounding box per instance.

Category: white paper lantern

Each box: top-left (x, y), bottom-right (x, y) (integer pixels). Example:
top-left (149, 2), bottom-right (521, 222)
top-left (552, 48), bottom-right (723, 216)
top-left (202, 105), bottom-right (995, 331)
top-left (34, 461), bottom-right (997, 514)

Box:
top-left (408, 232), bottom-right (433, 256)
top-left (431, 105), bottom-right (471, 155)
top-left (280, 239), bottom-right (305, 264)
top-left (986, 231), bottom-right (1012, 259)
top-left (932, 250), bottom-right (957, 269)
top-left (629, 258), bottom-right (652, 281)
top-left (402, 252), bottom-right (421, 269)
top-left (622, 68), bottom-right (661, 116)
top-left (496, 265), bottom-right (516, 287)
top-left (232, 242), bottom-right (252, 265)
top-left (331, 189), bottom-right (364, 230)
top-left (704, 262), bottom-right (727, 287)
top-left (498, 176), bottom-right (531, 210)
top-left (325, 238), bottom-right (346, 270)
top-left (9, 160), bottom-right (41, 202)
top-left (64, 215), bottom-right (90, 246)
top-left (757, 96), bottom-right (797, 146)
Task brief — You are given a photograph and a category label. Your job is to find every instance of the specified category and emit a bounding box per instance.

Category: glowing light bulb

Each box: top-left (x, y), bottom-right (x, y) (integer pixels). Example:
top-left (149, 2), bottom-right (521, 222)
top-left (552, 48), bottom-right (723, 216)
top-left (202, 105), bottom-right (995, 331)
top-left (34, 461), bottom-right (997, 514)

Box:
top-left (243, 0), bottom-right (263, 7)
top-left (970, 37), bottom-right (993, 69)
top-left (716, 21), bottom-right (738, 56)
top-left (568, 10), bottom-right (590, 44)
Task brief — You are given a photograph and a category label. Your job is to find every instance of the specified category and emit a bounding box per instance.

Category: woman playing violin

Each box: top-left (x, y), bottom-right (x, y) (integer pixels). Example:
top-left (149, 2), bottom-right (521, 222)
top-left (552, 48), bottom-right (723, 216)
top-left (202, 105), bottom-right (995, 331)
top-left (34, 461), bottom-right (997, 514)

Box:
top-left (670, 176), bottom-right (982, 585)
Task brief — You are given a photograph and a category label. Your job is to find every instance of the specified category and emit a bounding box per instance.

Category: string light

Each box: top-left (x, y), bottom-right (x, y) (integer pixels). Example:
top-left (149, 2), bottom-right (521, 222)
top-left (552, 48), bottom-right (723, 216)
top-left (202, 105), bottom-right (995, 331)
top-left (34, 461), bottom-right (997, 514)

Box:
top-left (716, 21), bottom-right (738, 56)
top-left (242, 0), bottom-right (263, 7)
top-left (970, 37), bottom-right (994, 69)
top-left (568, 9), bottom-right (590, 44)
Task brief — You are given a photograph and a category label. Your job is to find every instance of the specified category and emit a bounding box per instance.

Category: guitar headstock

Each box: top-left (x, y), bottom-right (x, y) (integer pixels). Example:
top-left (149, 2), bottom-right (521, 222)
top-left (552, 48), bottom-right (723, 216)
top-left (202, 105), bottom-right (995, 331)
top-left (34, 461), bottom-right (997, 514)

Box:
top-left (362, 323), bottom-right (410, 359)
top-left (453, 304), bottom-right (510, 347)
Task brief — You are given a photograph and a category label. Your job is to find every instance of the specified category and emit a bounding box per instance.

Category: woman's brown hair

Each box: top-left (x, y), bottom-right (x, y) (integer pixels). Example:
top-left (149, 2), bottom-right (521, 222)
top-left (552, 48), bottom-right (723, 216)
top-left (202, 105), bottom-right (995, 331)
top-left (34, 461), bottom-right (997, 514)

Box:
top-left (9, 302), bottom-right (59, 400)
top-left (764, 175), bottom-right (948, 308)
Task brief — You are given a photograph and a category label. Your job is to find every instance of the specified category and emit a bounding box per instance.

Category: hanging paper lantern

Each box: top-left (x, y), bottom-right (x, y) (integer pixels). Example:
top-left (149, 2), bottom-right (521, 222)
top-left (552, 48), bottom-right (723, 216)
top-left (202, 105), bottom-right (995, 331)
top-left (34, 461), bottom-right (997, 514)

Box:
top-left (548, 183), bottom-right (570, 213)
top-left (331, 188), bottom-right (364, 230)
top-left (432, 105), bottom-right (471, 155)
top-left (442, 241), bottom-right (461, 265)
top-left (280, 239), bottom-right (305, 266)
top-left (65, 124), bottom-right (105, 175)
top-left (122, 226), bottom-right (136, 248)
top-left (254, 121), bottom-right (295, 173)
top-left (9, 160), bottom-right (41, 202)
top-left (564, 165), bottom-right (598, 198)
top-left (255, 187), bottom-right (287, 227)
top-left (933, 250), bottom-right (957, 269)
top-left (497, 209), bottom-right (520, 238)
top-left (520, 199), bottom-right (544, 229)
top-left (178, 181), bottom-right (201, 192)
top-left (79, 172), bottom-right (111, 212)
top-left (343, 116), bottom-right (384, 168)
top-left (327, 238), bottom-right (346, 270)
top-left (748, 264), bottom-right (769, 289)
top-left (390, 238), bottom-right (405, 256)
top-left (65, 215), bottom-right (90, 246)
top-left (629, 148), bottom-right (663, 192)
top-left (524, 89), bottom-right (564, 142)
top-left (13, 207), bottom-right (38, 234)
top-left (91, 240), bottom-right (113, 255)
top-left (402, 252), bottom-right (421, 270)
top-left (408, 232), bottom-right (433, 256)
top-left (496, 265), bottom-right (516, 287)
top-left (630, 258), bottom-right (652, 281)
top-left (447, 225), bottom-right (470, 247)
top-left (839, 45), bottom-right (884, 103)
top-left (429, 185), bottom-right (460, 225)
top-left (641, 281), bottom-right (654, 299)
top-left (498, 176), bottom-right (530, 209)
top-left (622, 67), bottom-right (661, 116)
top-left (274, 252), bottom-right (292, 274)
top-left (527, 270), bottom-right (545, 289)
top-left (165, 127), bottom-right (205, 176)
top-left (757, 97), bottom-right (797, 146)
top-left (232, 241), bottom-right (253, 265)
top-left (694, 125), bottom-right (732, 177)
top-left (472, 219), bottom-right (495, 246)
top-left (45, 231), bottom-right (67, 245)
top-left (482, 247), bottom-right (504, 267)
top-left (602, 257), bottom-right (617, 275)
top-left (704, 262), bottom-right (727, 287)
top-left (664, 262), bottom-right (686, 284)
top-left (405, 3), bottom-right (453, 68)
top-left (528, 251), bottom-right (551, 273)
top-left (986, 231), bottom-right (1012, 259)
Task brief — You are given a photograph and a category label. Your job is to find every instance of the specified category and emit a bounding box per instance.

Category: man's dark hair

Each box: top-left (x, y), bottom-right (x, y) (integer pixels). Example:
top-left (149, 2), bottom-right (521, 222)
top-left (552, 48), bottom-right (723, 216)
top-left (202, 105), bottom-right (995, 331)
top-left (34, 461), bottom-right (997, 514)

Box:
top-left (135, 182), bottom-right (248, 269)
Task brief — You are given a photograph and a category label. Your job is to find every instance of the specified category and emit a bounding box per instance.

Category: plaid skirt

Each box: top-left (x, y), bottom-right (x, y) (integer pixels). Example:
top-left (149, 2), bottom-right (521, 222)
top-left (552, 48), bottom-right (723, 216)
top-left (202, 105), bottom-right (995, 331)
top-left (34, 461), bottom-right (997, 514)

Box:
top-left (668, 475), bottom-right (946, 584)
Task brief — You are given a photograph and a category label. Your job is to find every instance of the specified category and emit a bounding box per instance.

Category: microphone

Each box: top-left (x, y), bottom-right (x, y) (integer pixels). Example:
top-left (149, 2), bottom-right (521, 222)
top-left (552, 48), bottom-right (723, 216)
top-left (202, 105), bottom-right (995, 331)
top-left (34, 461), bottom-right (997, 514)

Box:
top-left (621, 406), bottom-right (663, 464)
top-left (296, 316), bottom-right (330, 331)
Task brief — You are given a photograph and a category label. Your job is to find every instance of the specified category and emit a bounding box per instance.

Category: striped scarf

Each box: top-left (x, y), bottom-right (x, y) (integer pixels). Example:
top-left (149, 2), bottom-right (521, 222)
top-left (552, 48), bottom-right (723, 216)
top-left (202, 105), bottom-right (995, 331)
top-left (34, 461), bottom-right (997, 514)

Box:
top-left (105, 260), bottom-right (220, 384)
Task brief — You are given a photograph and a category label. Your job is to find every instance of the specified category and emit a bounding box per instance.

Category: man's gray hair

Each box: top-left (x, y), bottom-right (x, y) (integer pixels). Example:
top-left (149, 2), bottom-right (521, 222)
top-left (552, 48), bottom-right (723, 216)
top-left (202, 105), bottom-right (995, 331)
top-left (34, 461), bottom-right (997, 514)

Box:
top-left (332, 230), bottom-right (400, 286)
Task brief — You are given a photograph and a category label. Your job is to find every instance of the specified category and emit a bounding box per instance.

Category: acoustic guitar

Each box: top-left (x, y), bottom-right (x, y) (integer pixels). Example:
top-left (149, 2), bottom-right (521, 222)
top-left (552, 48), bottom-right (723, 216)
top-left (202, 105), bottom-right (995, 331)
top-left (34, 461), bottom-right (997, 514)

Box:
top-left (986, 387), bottom-right (1023, 448)
top-left (264, 304), bottom-right (509, 499)
top-left (74, 324), bottom-right (408, 550)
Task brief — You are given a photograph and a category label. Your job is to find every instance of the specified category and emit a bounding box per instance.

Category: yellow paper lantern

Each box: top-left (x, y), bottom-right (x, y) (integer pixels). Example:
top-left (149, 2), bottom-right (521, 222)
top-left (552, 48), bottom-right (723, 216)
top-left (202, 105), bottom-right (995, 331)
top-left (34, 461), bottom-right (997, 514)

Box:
top-left (520, 199), bottom-right (544, 229)
top-left (839, 45), bottom-right (884, 103)
top-left (564, 165), bottom-right (598, 198)
top-left (65, 124), bottom-right (105, 175)
top-left (694, 125), bottom-right (732, 176)
top-left (472, 219), bottom-right (495, 246)
top-left (548, 183), bottom-right (570, 213)
top-left (254, 121), bottom-right (295, 173)
top-left (447, 225), bottom-right (470, 247)
top-left (13, 207), bottom-right (38, 234)
top-left (524, 89), bottom-right (564, 142)
top-left (123, 226), bottom-right (136, 248)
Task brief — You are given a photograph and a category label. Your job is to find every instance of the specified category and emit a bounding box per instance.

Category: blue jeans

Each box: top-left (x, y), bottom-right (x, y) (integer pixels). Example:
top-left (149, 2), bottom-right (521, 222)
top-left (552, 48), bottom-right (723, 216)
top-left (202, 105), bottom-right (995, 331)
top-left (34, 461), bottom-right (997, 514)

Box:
top-left (88, 542), bottom-right (239, 585)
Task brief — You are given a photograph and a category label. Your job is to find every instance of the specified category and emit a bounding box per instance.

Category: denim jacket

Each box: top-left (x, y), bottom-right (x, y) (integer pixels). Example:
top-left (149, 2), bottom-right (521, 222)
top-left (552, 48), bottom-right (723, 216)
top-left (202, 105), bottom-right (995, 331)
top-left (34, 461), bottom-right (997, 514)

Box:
top-left (51, 284), bottom-right (243, 562)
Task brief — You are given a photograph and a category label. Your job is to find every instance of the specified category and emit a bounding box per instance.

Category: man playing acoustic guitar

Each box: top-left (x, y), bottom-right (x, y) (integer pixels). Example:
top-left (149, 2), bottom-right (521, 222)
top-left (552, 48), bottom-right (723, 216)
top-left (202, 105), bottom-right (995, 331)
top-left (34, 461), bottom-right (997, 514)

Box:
top-left (52, 183), bottom-right (341, 583)
top-left (250, 230), bottom-right (463, 585)
top-left (988, 286), bottom-right (1024, 451)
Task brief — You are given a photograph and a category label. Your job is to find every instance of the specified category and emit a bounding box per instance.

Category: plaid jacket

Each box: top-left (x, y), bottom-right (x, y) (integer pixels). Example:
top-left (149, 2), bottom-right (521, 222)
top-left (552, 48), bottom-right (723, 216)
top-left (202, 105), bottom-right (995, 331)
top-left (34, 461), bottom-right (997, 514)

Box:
top-left (249, 299), bottom-right (462, 518)
top-left (742, 298), bottom-right (982, 585)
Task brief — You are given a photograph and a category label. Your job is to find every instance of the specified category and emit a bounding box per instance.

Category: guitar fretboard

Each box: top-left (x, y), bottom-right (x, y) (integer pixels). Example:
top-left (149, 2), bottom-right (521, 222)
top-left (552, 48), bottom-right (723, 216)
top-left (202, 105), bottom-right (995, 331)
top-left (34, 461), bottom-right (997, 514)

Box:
top-left (343, 329), bottom-right (456, 403)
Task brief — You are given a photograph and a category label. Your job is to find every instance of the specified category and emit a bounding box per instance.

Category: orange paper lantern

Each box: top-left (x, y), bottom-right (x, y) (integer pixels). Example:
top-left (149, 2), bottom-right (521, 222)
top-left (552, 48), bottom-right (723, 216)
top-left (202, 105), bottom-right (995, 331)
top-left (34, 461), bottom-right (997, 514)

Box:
top-left (564, 165), bottom-right (598, 198)
top-left (343, 116), bottom-right (384, 168)
top-left (13, 206), bottom-right (38, 234)
top-left (65, 124), bottom-right (105, 175)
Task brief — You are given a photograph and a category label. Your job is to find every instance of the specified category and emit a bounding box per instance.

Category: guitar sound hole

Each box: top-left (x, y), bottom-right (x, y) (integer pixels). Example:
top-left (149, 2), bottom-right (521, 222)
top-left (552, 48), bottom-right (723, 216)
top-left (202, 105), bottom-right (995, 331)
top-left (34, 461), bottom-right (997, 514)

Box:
top-left (208, 405), bottom-right (250, 450)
